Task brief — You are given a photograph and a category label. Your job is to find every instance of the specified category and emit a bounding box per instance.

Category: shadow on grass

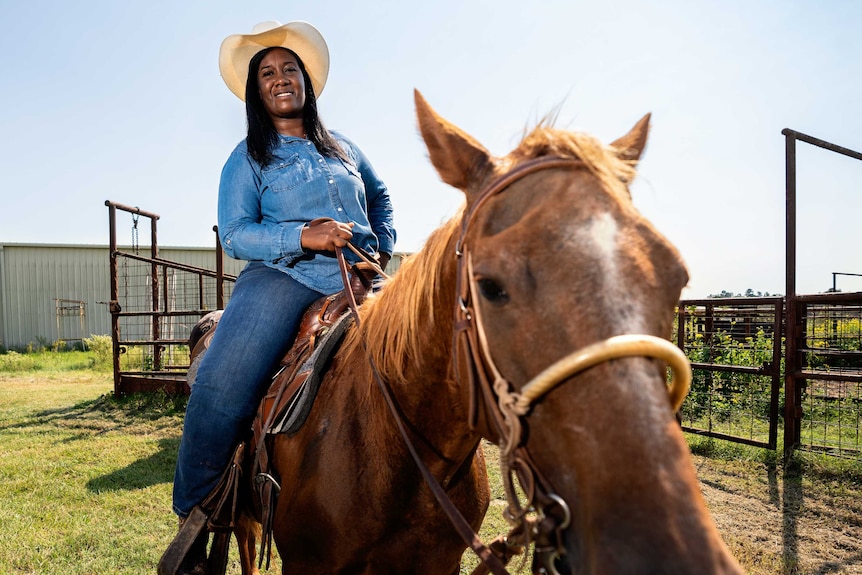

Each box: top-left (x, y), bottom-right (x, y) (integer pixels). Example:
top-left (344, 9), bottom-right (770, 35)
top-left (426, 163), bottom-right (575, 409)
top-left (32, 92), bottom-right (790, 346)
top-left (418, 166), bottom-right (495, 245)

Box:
top-left (86, 436), bottom-right (179, 492)
top-left (781, 458), bottom-right (803, 575)
top-left (1, 391), bottom-right (186, 491)
top-left (811, 552), bottom-right (862, 574)
top-left (0, 391), bottom-right (188, 435)
top-left (689, 435), bottom-right (862, 573)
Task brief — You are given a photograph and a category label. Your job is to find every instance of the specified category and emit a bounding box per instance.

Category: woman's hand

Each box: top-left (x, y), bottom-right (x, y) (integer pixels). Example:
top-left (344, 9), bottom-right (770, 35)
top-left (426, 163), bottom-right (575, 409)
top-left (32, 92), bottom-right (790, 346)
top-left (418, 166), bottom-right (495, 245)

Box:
top-left (300, 218), bottom-right (354, 252)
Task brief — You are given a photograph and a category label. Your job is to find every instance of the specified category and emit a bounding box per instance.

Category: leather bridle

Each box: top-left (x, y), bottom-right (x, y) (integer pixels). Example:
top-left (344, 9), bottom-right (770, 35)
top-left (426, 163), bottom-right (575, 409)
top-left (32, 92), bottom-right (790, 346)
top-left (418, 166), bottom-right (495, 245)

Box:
top-left (452, 156), bottom-right (692, 574)
top-left (338, 156), bottom-right (692, 575)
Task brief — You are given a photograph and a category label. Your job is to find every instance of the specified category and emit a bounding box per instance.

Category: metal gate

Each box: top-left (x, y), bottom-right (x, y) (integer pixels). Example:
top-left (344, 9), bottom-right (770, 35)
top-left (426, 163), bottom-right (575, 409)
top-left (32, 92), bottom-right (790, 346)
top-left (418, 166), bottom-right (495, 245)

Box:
top-left (782, 129), bottom-right (862, 457)
top-left (105, 201), bottom-right (237, 396)
top-left (675, 129), bottom-right (862, 458)
top-left (676, 297), bottom-right (783, 449)
top-left (787, 293), bottom-right (862, 457)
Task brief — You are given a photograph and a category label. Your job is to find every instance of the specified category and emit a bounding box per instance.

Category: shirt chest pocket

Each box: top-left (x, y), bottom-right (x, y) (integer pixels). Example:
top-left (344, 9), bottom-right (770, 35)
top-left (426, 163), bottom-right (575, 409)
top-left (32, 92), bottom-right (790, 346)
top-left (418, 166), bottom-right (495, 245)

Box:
top-left (262, 154), bottom-right (312, 193)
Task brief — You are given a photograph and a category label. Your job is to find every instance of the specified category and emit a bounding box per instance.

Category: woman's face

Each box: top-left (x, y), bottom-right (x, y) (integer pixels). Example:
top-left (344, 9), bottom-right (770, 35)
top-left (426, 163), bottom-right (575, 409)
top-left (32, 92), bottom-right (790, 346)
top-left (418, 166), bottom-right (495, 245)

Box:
top-left (257, 48), bottom-right (306, 121)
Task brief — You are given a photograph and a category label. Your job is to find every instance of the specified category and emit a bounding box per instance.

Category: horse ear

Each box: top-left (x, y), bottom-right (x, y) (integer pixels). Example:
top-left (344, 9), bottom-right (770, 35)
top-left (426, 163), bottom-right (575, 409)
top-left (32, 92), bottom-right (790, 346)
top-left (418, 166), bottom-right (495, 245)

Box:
top-left (414, 89), bottom-right (493, 193)
top-left (610, 113), bottom-right (651, 163)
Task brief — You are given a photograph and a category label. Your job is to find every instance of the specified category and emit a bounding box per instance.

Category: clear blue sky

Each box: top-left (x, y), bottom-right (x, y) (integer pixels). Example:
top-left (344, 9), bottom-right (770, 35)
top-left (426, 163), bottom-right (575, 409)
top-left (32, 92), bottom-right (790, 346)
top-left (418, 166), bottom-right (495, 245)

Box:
top-left (1, 0), bottom-right (860, 297)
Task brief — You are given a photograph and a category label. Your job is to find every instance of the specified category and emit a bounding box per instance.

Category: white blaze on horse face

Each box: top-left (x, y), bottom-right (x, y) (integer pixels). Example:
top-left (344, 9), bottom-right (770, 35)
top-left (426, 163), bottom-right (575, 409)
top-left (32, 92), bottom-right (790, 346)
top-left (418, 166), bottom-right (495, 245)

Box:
top-left (578, 212), bottom-right (646, 331)
top-left (586, 212), bottom-right (618, 266)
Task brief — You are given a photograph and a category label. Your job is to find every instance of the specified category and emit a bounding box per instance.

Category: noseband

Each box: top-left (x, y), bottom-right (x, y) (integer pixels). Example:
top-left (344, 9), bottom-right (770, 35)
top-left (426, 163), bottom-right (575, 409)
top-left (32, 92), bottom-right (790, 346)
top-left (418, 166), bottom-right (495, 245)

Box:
top-left (453, 156), bottom-right (692, 574)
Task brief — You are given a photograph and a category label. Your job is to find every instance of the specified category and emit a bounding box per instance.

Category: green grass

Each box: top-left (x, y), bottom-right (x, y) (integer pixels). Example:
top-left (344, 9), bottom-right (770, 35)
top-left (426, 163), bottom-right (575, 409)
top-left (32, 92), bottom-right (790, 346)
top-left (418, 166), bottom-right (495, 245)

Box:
top-left (0, 353), bottom-right (525, 575)
top-left (0, 371), bottom-right (185, 575)
top-left (0, 350), bottom-right (97, 373)
top-left (2, 350), bottom-right (861, 574)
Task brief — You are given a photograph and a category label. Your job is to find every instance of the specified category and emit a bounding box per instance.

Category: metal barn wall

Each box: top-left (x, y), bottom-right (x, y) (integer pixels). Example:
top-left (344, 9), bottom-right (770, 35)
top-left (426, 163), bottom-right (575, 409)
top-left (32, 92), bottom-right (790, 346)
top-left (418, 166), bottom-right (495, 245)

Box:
top-left (0, 243), bottom-right (245, 350)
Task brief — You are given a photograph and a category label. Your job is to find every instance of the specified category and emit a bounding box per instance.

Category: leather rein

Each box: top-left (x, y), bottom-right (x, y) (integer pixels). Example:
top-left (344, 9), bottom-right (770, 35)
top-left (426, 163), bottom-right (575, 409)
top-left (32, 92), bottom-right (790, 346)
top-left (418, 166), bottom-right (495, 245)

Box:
top-left (337, 156), bottom-right (692, 575)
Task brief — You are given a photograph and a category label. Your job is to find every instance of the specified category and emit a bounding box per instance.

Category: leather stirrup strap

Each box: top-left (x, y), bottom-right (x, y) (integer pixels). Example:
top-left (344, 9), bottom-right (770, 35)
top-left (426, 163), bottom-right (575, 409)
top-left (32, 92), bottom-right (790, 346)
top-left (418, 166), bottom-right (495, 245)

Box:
top-left (207, 532), bottom-right (231, 575)
top-left (156, 506), bottom-right (209, 575)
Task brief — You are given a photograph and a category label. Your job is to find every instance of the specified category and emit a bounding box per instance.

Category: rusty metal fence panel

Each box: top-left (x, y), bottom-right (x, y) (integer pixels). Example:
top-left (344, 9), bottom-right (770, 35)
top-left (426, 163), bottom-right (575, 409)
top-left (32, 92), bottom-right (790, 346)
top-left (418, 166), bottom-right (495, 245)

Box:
top-left (106, 201), bottom-right (237, 396)
top-left (792, 293), bottom-right (862, 458)
top-left (113, 252), bottom-right (236, 389)
top-left (104, 200), bottom-right (405, 397)
top-left (676, 297), bottom-right (783, 449)
top-left (675, 294), bottom-right (862, 459)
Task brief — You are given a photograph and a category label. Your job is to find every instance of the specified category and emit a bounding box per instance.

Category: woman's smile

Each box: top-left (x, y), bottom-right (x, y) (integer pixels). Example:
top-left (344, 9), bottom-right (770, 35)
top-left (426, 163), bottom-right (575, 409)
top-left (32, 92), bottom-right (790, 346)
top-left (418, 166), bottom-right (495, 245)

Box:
top-left (258, 48), bottom-right (306, 120)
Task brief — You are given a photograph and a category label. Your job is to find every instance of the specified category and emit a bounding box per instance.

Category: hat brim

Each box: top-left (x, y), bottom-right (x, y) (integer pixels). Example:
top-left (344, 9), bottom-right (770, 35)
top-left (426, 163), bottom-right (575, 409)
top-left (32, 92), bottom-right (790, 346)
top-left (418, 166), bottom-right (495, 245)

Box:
top-left (219, 21), bottom-right (329, 101)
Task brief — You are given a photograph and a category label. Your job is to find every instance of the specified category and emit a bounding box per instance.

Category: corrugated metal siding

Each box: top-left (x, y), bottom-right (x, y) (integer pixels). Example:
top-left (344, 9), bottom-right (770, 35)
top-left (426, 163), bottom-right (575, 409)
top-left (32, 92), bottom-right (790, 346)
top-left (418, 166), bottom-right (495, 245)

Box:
top-left (0, 244), bottom-right (245, 350)
top-left (0, 244), bottom-right (109, 349)
top-left (0, 243), bottom-right (403, 350)
top-left (159, 248), bottom-right (246, 274)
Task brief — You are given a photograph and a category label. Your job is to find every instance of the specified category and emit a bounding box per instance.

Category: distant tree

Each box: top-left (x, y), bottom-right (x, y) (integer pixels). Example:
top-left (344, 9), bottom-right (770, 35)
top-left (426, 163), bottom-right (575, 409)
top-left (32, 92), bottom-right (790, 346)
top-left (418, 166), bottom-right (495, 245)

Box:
top-left (708, 289), bottom-right (776, 298)
top-left (708, 290), bottom-right (736, 298)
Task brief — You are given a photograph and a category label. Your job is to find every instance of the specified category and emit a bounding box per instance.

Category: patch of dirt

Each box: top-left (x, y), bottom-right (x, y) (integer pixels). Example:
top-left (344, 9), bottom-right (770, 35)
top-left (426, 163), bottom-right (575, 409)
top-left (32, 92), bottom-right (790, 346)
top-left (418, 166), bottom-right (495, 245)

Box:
top-left (693, 454), bottom-right (862, 574)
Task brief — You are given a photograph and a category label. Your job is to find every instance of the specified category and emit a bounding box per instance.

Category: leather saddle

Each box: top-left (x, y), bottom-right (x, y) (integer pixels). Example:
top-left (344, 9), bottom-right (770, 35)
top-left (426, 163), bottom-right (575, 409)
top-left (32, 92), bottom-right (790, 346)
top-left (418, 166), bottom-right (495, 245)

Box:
top-left (186, 262), bottom-right (378, 433)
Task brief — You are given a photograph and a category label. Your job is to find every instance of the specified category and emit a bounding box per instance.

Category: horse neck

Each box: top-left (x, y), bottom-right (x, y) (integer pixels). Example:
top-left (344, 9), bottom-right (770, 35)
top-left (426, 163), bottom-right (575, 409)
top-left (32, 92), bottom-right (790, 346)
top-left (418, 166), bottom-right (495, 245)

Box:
top-left (344, 227), bottom-right (479, 468)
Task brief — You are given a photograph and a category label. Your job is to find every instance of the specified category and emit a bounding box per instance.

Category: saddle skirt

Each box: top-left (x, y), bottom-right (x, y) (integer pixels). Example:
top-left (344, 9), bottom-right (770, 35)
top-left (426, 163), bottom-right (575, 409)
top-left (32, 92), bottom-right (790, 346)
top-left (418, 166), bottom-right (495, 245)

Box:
top-left (256, 288), bottom-right (358, 436)
top-left (186, 263), bottom-right (377, 434)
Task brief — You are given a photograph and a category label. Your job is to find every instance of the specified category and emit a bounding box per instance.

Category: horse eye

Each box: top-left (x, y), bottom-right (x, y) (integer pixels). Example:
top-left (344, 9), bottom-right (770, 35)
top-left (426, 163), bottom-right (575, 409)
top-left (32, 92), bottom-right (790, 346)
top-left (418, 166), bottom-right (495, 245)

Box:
top-left (477, 278), bottom-right (509, 304)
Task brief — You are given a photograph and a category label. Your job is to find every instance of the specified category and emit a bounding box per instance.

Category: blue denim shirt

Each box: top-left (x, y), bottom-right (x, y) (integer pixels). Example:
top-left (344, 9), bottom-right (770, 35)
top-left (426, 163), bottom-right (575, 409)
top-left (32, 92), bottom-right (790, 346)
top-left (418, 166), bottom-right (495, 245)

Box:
top-left (218, 132), bottom-right (397, 294)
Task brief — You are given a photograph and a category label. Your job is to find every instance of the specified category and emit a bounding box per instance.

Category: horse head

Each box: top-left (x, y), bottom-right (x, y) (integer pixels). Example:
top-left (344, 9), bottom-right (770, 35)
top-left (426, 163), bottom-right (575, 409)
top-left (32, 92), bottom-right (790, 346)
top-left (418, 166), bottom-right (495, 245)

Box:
top-left (414, 90), bottom-right (742, 574)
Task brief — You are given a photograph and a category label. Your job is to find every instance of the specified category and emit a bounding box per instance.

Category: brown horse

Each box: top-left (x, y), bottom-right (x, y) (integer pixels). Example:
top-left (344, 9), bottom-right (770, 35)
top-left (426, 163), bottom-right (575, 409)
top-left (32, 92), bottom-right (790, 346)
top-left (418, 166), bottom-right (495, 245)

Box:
top-left (233, 91), bottom-right (743, 574)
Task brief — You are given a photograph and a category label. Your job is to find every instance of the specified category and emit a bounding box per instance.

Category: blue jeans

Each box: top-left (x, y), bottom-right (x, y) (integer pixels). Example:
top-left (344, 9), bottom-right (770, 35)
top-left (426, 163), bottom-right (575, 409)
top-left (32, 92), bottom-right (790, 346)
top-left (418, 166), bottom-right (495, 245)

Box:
top-left (172, 262), bottom-right (323, 517)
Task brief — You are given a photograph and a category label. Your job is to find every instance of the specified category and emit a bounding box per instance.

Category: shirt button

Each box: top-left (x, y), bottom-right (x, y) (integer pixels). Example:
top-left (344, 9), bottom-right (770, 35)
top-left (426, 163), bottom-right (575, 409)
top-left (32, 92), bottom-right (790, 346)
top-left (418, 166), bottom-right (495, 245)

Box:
top-left (328, 179), bottom-right (334, 184)
top-left (306, 142), bottom-right (312, 146)
top-left (337, 208), bottom-right (343, 212)
top-left (318, 158), bottom-right (324, 163)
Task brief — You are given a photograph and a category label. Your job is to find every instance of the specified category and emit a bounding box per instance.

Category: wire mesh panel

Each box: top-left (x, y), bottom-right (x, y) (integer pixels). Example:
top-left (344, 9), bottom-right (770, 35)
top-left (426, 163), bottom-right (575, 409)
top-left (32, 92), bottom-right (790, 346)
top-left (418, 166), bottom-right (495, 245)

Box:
top-left (115, 252), bottom-right (236, 376)
top-left (676, 298), bottom-right (783, 449)
top-left (797, 298), bottom-right (862, 457)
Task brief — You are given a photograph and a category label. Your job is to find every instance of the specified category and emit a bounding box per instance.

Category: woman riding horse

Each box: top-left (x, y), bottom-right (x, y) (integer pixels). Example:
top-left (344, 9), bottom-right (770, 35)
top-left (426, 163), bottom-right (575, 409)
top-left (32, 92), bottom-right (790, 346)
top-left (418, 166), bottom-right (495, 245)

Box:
top-left (223, 92), bottom-right (745, 573)
top-left (168, 20), bottom-right (396, 575)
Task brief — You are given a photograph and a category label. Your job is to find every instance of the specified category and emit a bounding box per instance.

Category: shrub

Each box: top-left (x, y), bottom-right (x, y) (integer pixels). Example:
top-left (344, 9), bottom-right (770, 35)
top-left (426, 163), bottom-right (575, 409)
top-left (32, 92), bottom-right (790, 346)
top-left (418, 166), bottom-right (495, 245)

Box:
top-left (0, 351), bottom-right (39, 371)
top-left (83, 335), bottom-right (113, 369)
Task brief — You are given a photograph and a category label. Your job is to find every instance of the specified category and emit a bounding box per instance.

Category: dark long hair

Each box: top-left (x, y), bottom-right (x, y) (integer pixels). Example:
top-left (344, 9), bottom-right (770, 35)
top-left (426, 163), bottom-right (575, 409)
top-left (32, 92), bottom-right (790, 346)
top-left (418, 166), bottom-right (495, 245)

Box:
top-left (245, 46), bottom-right (348, 166)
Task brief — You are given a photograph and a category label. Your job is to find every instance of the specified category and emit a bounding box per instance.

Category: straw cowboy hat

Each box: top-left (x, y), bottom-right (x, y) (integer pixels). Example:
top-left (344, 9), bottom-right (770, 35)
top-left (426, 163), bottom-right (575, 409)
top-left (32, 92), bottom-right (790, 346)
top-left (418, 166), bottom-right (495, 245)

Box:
top-left (219, 20), bottom-right (330, 101)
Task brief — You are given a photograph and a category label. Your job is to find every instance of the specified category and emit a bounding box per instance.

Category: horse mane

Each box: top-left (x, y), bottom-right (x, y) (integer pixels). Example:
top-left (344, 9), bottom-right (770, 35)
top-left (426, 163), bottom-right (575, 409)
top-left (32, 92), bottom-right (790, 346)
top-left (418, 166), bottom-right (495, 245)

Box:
top-left (509, 123), bottom-right (637, 200)
top-left (341, 123), bottom-right (636, 384)
top-left (341, 206), bottom-right (464, 384)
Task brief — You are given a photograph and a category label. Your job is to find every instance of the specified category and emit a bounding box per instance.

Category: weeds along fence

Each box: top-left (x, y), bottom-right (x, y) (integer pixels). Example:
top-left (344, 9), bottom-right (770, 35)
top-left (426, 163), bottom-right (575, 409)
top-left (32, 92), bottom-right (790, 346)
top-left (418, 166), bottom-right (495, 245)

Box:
top-left (676, 294), bottom-right (862, 459)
